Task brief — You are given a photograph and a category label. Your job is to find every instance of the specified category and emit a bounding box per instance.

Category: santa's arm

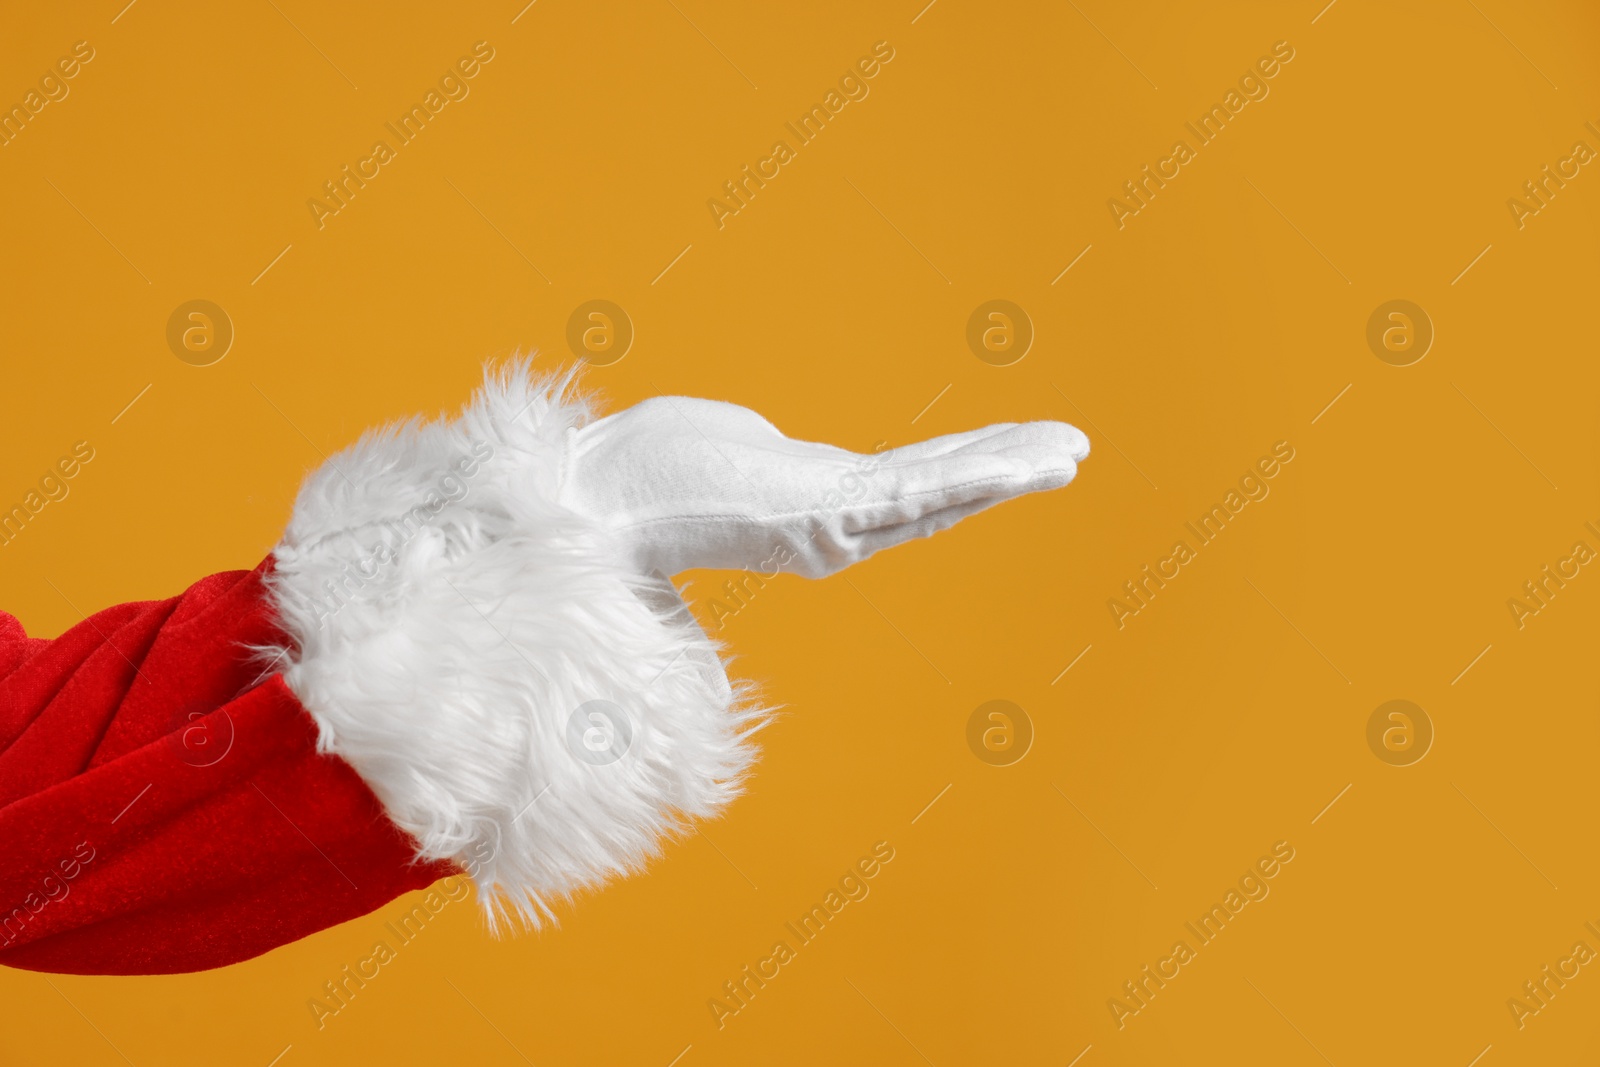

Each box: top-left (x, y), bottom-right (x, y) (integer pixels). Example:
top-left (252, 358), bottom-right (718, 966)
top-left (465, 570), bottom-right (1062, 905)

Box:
top-left (0, 361), bottom-right (1087, 975)
top-left (0, 566), bottom-right (453, 976)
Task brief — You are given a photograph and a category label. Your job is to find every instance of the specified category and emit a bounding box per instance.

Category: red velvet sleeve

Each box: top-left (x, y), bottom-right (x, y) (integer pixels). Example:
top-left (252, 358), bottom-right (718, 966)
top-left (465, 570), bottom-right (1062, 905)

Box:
top-left (0, 561), bottom-right (457, 975)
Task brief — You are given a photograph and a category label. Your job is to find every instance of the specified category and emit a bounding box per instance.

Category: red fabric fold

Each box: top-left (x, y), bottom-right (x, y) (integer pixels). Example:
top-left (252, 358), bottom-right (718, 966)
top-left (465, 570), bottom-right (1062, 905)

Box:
top-left (0, 560), bottom-right (456, 975)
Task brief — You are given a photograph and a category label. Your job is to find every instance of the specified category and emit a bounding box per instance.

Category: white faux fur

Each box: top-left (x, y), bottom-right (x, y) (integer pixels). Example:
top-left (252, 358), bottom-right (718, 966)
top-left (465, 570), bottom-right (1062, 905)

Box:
top-left (264, 360), bottom-right (765, 931)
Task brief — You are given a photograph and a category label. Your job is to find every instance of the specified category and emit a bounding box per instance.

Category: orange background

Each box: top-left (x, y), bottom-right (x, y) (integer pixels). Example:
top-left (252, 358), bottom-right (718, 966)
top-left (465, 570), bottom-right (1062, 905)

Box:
top-left (2, 1), bottom-right (1598, 1064)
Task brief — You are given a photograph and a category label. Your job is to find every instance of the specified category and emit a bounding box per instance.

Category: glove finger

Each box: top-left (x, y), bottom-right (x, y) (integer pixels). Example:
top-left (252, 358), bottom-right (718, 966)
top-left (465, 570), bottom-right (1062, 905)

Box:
top-left (846, 492), bottom-right (1009, 559)
top-left (843, 421), bottom-right (1089, 533)
top-left (939, 419), bottom-right (1090, 466)
top-left (875, 422), bottom-right (1020, 464)
top-left (800, 476), bottom-right (1056, 577)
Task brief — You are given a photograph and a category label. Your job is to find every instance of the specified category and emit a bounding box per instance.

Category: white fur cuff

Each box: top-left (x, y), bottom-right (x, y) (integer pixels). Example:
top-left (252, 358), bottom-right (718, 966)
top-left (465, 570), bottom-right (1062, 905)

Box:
top-left (264, 362), bottom-right (764, 930)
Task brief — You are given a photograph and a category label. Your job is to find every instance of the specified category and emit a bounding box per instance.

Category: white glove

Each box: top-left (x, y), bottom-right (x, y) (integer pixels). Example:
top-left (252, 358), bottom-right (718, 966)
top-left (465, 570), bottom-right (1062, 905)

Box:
top-left (557, 395), bottom-right (1089, 579)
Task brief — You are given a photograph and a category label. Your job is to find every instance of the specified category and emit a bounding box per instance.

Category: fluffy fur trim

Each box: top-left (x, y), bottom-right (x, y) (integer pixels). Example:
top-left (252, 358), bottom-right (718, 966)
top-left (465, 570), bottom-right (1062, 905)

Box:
top-left (264, 360), bottom-right (764, 931)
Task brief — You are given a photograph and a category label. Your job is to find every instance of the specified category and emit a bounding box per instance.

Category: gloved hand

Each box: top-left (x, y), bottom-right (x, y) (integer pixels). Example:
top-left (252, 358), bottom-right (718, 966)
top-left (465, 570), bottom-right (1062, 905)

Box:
top-left (558, 395), bottom-right (1090, 579)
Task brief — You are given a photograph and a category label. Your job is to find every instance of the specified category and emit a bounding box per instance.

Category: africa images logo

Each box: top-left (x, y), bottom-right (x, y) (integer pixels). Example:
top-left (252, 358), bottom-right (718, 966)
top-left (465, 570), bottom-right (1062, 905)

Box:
top-left (706, 41), bottom-right (896, 230)
top-left (1108, 840), bottom-right (1296, 1029)
top-left (1106, 40), bottom-right (1296, 230)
